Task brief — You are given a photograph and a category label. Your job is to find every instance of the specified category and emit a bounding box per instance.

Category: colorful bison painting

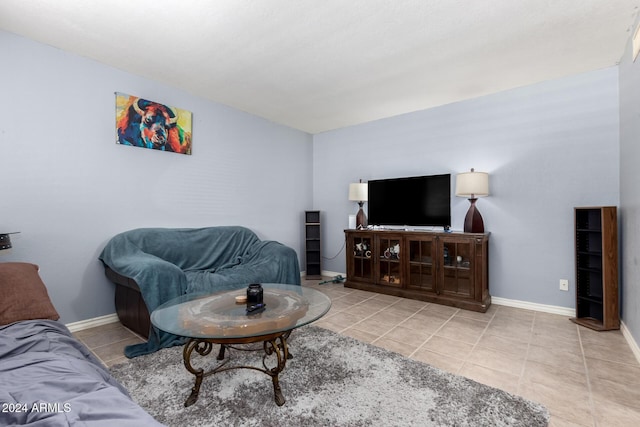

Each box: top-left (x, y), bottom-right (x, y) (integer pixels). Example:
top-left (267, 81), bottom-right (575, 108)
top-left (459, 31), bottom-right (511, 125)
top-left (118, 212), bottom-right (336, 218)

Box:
top-left (115, 93), bottom-right (192, 155)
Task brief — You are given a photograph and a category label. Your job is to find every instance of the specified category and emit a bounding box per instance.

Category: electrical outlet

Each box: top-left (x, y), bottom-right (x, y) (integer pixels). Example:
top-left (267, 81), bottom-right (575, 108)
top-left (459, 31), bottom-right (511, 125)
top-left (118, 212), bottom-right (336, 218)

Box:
top-left (559, 279), bottom-right (569, 291)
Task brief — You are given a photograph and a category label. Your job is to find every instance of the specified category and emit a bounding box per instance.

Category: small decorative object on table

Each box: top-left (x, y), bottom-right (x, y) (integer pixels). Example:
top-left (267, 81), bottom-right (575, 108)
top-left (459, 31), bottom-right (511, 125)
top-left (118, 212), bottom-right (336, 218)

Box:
top-left (247, 284), bottom-right (265, 313)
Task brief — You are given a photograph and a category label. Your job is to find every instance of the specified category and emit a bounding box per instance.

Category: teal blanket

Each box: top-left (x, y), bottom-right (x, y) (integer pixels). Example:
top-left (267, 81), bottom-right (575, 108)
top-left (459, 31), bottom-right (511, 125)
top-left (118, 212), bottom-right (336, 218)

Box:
top-left (99, 226), bottom-right (301, 357)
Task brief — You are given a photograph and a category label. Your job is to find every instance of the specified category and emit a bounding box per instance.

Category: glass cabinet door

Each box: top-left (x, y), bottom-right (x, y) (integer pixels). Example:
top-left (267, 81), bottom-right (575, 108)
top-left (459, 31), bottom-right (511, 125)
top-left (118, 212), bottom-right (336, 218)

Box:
top-left (407, 237), bottom-right (436, 293)
top-left (440, 237), bottom-right (474, 299)
top-left (376, 235), bottom-right (402, 287)
top-left (350, 234), bottom-right (373, 282)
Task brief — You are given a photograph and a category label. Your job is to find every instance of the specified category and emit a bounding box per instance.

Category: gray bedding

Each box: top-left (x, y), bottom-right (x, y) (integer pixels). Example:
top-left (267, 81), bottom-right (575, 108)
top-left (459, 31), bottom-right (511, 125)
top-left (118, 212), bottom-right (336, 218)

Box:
top-left (0, 320), bottom-right (164, 426)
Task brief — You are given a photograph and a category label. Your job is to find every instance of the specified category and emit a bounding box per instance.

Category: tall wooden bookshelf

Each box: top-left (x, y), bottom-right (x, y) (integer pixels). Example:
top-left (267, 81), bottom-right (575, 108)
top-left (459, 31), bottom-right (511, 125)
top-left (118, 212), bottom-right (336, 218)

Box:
top-left (304, 211), bottom-right (321, 279)
top-left (570, 206), bottom-right (619, 331)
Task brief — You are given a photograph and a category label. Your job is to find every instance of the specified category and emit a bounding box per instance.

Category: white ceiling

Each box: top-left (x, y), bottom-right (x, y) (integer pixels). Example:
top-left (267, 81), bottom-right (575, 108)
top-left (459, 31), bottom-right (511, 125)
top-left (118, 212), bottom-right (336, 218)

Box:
top-left (1, 0), bottom-right (639, 133)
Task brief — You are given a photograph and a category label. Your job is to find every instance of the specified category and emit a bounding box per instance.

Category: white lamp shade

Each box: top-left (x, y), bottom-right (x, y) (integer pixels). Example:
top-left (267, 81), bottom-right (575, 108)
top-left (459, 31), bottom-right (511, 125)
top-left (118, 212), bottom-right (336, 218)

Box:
top-left (455, 171), bottom-right (489, 197)
top-left (348, 183), bottom-right (368, 202)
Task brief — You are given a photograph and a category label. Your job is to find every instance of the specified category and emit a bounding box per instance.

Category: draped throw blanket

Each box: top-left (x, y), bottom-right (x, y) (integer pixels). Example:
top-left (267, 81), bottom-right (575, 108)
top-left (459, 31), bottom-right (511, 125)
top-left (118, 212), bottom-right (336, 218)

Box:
top-left (99, 226), bottom-right (301, 357)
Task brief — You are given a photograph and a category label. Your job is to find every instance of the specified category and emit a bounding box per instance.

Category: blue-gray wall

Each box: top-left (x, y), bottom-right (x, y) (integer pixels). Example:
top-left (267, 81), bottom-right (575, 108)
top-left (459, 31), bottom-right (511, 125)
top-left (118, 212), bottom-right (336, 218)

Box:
top-left (0, 31), bottom-right (314, 323)
top-left (314, 68), bottom-right (620, 309)
top-left (619, 25), bottom-right (640, 345)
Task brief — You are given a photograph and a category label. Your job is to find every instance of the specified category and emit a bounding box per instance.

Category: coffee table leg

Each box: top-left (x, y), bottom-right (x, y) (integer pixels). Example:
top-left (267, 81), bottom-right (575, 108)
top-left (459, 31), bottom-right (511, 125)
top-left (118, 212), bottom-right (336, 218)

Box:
top-left (263, 335), bottom-right (289, 406)
top-left (185, 371), bottom-right (204, 407)
top-left (272, 375), bottom-right (285, 406)
top-left (183, 339), bottom-right (213, 407)
top-left (217, 344), bottom-right (226, 360)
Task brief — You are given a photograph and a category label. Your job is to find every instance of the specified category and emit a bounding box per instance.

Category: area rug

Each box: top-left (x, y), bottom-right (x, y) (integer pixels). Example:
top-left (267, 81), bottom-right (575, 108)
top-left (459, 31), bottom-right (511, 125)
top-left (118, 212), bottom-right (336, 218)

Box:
top-left (110, 325), bottom-right (549, 426)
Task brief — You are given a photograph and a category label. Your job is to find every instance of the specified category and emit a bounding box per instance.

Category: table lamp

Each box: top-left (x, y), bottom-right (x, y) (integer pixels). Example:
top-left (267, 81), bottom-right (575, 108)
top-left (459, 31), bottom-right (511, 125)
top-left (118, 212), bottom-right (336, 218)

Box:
top-left (455, 169), bottom-right (489, 233)
top-left (348, 180), bottom-right (368, 229)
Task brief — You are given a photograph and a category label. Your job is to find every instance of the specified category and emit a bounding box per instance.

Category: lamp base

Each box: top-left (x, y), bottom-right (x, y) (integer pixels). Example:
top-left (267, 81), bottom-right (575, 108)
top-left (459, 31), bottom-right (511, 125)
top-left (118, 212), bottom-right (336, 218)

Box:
top-left (356, 203), bottom-right (367, 229)
top-left (463, 198), bottom-right (485, 233)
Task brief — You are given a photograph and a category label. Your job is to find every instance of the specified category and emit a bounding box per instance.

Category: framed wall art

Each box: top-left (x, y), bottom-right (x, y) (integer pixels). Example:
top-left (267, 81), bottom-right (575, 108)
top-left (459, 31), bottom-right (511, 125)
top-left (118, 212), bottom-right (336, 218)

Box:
top-left (115, 92), bottom-right (192, 155)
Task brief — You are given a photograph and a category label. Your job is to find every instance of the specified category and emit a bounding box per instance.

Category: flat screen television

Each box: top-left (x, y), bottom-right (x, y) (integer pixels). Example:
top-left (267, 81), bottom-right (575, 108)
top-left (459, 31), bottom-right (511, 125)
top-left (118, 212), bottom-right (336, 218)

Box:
top-left (368, 174), bottom-right (451, 227)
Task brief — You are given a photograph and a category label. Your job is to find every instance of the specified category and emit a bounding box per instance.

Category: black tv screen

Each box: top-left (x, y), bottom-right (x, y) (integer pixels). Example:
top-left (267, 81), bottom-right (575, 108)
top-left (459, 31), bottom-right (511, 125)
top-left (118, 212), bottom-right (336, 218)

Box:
top-left (368, 174), bottom-right (451, 227)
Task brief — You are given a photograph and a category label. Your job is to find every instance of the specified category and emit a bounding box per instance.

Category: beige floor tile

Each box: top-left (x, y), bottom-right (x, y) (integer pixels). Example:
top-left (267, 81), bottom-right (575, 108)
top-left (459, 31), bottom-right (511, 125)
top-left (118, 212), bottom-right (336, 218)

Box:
top-left (350, 299), bottom-right (394, 314)
top-left (412, 307), bottom-right (454, 322)
top-left (314, 319), bottom-right (345, 333)
top-left (529, 331), bottom-right (582, 351)
top-left (486, 316), bottom-right (533, 338)
top-left (527, 343), bottom-right (585, 373)
top-left (411, 348), bottom-right (464, 374)
top-left (585, 357), bottom-right (640, 386)
top-left (371, 293), bottom-right (402, 303)
top-left (384, 325), bottom-right (431, 347)
top-left (389, 298), bottom-right (429, 311)
top-left (399, 313), bottom-right (448, 334)
top-left (324, 299), bottom-right (353, 313)
top-left (80, 325), bottom-right (139, 349)
top-left (435, 316), bottom-right (488, 345)
top-left (476, 333), bottom-right (529, 357)
top-left (578, 327), bottom-right (628, 347)
top-left (548, 415), bottom-right (591, 427)
top-left (334, 292), bottom-right (375, 305)
top-left (590, 379), bottom-right (640, 413)
top-left (379, 304), bottom-right (422, 318)
top-left (533, 312), bottom-right (575, 330)
top-left (453, 307), bottom-right (496, 322)
top-left (340, 327), bottom-right (379, 343)
top-left (493, 306), bottom-right (536, 321)
top-left (582, 340), bottom-right (639, 365)
top-left (93, 337), bottom-right (144, 364)
top-left (422, 303), bottom-right (459, 316)
top-left (373, 336), bottom-right (417, 357)
top-left (592, 397), bottom-right (640, 427)
top-left (420, 335), bottom-right (474, 360)
top-left (343, 289), bottom-right (377, 298)
top-left (321, 312), bottom-right (366, 328)
top-left (349, 317), bottom-right (396, 336)
top-left (458, 362), bottom-right (519, 394)
top-left (522, 360), bottom-right (588, 392)
top-left (366, 310), bottom-right (409, 327)
top-left (468, 345), bottom-right (525, 377)
top-left (72, 321), bottom-right (123, 340)
top-left (518, 380), bottom-right (594, 427)
top-left (531, 321), bottom-right (580, 343)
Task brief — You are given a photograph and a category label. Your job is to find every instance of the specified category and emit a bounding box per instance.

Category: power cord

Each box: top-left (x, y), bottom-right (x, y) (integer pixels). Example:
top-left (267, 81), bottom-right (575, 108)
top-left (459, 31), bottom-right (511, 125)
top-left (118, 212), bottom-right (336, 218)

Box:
top-left (322, 240), bottom-right (345, 261)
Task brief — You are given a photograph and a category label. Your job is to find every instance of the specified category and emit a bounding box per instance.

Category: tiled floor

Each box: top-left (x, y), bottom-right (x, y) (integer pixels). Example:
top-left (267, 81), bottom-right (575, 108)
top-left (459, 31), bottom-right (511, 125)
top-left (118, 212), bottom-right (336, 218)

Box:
top-left (75, 279), bottom-right (640, 427)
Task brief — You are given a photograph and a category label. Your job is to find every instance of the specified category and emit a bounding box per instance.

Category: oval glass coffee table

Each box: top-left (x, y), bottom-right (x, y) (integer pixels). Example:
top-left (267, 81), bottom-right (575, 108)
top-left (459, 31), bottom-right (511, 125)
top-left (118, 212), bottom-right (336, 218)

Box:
top-left (151, 283), bottom-right (331, 407)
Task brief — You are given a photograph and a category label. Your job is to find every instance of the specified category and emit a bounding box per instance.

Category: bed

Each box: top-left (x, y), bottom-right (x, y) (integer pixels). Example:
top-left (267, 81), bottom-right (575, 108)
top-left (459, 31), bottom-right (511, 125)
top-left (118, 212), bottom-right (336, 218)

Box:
top-left (0, 262), bottom-right (163, 426)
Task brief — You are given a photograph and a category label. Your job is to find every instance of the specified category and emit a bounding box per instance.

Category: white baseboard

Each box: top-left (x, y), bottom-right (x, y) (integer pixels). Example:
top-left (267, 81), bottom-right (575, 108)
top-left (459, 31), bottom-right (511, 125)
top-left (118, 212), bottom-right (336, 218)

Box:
top-left (321, 270), bottom-right (344, 278)
top-left (490, 296), bottom-right (575, 317)
top-left (621, 321), bottom-right (640, 364)
top-left (65, 313), bottom-right (119, 332)
top-left (302, 270), bottom-right (345, 279)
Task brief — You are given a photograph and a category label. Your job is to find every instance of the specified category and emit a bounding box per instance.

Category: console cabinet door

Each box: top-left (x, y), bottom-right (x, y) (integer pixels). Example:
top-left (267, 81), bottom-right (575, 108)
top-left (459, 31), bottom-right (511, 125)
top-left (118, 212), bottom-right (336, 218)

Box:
top-left (406, 236), bottom-right (437, 294)
top-left (438, 236), bottom-right (475, 299)
top-left (346, 232), bottom-right (374, 284)
top-left (375, 234), bottom-right (403, 287)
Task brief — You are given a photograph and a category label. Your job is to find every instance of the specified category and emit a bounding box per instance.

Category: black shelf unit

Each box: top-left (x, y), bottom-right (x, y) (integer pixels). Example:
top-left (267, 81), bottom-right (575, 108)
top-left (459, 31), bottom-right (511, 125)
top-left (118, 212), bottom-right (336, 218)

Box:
top-left (305, 211), bottom-right (321, 279)
top-left (571, 206), bottom-right (619, 331)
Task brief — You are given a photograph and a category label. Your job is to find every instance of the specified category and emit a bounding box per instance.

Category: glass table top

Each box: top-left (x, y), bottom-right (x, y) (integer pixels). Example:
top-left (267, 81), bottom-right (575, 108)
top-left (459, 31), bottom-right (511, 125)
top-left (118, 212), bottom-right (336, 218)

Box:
top-left (151, 283), bottom-right (331, 339)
